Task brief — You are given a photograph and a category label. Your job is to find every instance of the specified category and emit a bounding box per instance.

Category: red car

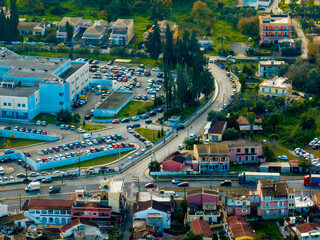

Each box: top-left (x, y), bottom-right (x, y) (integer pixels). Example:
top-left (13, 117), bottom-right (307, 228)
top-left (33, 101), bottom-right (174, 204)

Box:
top-left (117, 143), bottom-right (124, 148)
top-left (111, 143), bottom-right (118, 149)
top-left (41, 130), bottom-right (47, 135)
top-left (112, 119), bottom-right (120, 124)
top-left (90, 148), bottom-right (96, 153)
top-left (156, 79), bottom-right (164, 83)
top-left (145, 183), bottom-right (154, 188)
top-left (25, 165), bottom-right (31, 170)
top-left (53, 147), bottom-right (60, 152)
top-left (42, 158), bottom-right (48, 162)
top-left (72, 103), bottom-right (79, 108)
top-left (122, 78), bottom-right (128, 82)
top-left (114, 70), bottom-right (119, 74)
top-left (127, 143), bottom-right (134, 148)
top-left (312, 144), bottom-right (319, 149)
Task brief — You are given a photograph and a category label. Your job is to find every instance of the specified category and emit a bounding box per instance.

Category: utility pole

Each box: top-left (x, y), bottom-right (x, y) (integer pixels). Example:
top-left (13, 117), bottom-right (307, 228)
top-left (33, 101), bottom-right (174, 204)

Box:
top-left (19, 193), bottom-right (21, 211)
top-left (78, 148), bottom-right (81, 176)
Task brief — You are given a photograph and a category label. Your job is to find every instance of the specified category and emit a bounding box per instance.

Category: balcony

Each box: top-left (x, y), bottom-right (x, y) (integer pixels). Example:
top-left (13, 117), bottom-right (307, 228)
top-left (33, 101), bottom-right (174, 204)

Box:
top-left (188, 209), bottom-right (222, 217)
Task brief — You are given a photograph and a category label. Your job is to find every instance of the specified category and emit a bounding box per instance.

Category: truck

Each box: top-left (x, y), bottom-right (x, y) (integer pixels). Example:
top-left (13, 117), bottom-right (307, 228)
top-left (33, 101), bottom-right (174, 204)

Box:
top-left (238, 172), bottom-right (280, 184)
top-left (25, 181), bottom-right (40, 191)
top-left (304, 174), bottom-right (320, 186)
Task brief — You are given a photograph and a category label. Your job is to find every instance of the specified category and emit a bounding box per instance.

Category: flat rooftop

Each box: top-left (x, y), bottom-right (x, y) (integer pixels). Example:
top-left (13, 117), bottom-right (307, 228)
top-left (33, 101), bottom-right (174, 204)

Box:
top-left (60, 63), bottom-right (83, 80)
top-left (260, 15), bottom-right (292, 25)
top-left (98, 91), bottom-right (132, 111)
top-left (260, 76), bottom-right (292, 88)
top-left (0, 86), bottom-right (38, 97)
top-left (0, 49), bottom-right (69, 80)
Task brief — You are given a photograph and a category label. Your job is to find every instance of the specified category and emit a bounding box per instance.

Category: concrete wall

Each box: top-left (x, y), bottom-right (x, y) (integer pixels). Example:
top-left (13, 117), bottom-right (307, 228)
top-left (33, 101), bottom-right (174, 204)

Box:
top-left (0, 129), bottom-right (60, 141)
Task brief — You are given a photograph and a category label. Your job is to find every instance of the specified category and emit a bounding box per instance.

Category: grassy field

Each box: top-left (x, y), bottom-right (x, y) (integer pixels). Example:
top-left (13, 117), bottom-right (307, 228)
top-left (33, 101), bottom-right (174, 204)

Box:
top-left (137, 128), bottom-right (166, 143)
top-left (53, 151), bottom-right (132, 170)
top-left (34, 113), bottom-right (57, 122)
top-left (110, 101), bottom-right (154, 119)
top-left (251, 221), bottom-right (284, 240)
top-left (0, 137), bottom-right (44, 149)
top-left (82, 125), bottom-right (106, 131)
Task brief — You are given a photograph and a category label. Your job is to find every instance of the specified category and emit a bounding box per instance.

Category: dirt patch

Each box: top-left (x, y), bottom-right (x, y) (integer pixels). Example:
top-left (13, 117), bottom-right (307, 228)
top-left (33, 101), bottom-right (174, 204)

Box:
top-left (2, 165), bottom-right (15, 175)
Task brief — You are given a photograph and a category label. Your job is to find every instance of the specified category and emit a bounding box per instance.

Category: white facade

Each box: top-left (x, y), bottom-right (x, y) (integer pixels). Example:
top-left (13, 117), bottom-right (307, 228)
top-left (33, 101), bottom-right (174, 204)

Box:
top-left (24, 209), bottom-right (72, 225)
top-left (134, 209), bottom-right (171, 229)
top-left (0, 203), bottom-right (8, 217)
top-left (66, 62), bottom-right (89, 101)
top-left (61, 224), bottom-right (107, 239)
top-left (259, 60), bottom-right (285, 77)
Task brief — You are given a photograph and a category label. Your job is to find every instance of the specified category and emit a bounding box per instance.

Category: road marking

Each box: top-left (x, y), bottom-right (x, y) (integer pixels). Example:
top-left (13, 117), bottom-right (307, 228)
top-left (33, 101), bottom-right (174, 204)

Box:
top-left (0, 183), bottom-right (66, 192)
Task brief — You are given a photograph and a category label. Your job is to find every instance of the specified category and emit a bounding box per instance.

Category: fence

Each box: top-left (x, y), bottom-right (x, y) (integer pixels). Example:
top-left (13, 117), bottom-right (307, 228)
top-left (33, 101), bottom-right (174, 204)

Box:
top-left (0, 129), bottom-right (60, 141)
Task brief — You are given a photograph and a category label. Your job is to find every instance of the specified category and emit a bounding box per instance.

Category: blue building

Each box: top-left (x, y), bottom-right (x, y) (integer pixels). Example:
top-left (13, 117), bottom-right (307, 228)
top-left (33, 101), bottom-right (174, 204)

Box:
top-left (0, 49), bottom-right (89, 121)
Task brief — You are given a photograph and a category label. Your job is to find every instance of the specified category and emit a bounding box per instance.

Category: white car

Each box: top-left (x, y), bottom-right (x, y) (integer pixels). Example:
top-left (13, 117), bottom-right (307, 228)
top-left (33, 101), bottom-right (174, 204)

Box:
top-left (189, 134), bottom-right (195, 140)
top-left (10, 176), bottom-right (15, 181)
top-left (35, 120), bottom-right (41, 126)
top-left (204, 139), bottom-right (210, 144)
top-left (86, 140), bottom-right (93, 146)
top-left (152, 67), bottom-right (160, 72)
top-left (127, 128), bottom-right (134, 133)
top-left (278, 155), bottom-right (288, 160)
top-left (172, 179), bottom-right (181, 184)
top-left (178, 144), bottom-right (184, 150)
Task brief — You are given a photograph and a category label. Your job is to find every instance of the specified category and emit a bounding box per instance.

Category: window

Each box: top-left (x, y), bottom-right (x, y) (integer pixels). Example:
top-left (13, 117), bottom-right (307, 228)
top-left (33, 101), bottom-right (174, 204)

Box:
top-left (228, 208), bottom-right (232, 212)
top-left (3, 102), bottom-right (6, 106)
top-left (93, 212), bottom-right (97, 216)
top-left (237, 148), bottom-right (241, 153)
top-left (251, 156), bottom-right (255, 161)
top-left (41, 210), bottom-right (47, 214)
top-left (54, 210), bottom-right (60, 214)
top-left (48, 210), bottom-right (53, 214)
top-left (239, 156), bottom-right (242, 161)
top-left (275, 89), bottom-right (278, 94)
top-left (22, 104), bottom-right (25, 107)
top-left (262, 88), bottom-right (265, 93)
top-left (61, 211), bottom-right (66, 215)
top-left (266, 202), bottom-right (269, 208)
top-left (59, 102), bottom-right (63, 105)
top-left (279, 201), bottom-right (283, 207)
top-left (242, 209), bottom-right (247, 213)
top-left (282, 89), bottom-right (285, 95)
top-left (8, 103), bottom-right (11, 106)
top-left (251, 148), bottom-right (255, 153)
top-left (59, 93), bottom-right (63, 96)
top-left (268, 88), bottom-right (271, 93)
top-left (17, 104), bottom-right (21, 107)
top-left (245, 148), bottom-right (249, 154)
top-left (245, 156), bottom-right (249, 161)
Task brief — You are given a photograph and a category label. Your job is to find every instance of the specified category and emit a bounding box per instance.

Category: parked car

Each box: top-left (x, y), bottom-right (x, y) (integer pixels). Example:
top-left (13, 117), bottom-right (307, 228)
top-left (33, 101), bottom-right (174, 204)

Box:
top-left (278, 155), bottom-right (288, 160)
top-left (112, 119), bottom-right (120, 124)
top-left (220, 180), bottom-right (232, 186)
top-left (172, 179), bottom-right (181, 184)
top-left (145, 182), bottom-right (154, 188)
top-left (42, 177), bottom-right (53, 183)
top-left (178, 182), bottom-right (189, 187)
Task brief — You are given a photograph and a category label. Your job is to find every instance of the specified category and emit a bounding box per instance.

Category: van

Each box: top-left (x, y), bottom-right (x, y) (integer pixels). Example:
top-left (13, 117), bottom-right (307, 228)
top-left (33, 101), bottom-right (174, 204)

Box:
top-left (0, 167), bottom-right (4, 175)
top-left (48, 186), bottom-right (61, 194)
top-left (83, 133), bottom-right (91, 139)
top-left (4, 149), bottom-right (15, 154)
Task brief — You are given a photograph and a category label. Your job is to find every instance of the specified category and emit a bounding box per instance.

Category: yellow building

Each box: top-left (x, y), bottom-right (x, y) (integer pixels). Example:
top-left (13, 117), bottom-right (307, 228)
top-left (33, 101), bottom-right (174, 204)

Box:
top-left (259, 76), bottom-right (292, 101)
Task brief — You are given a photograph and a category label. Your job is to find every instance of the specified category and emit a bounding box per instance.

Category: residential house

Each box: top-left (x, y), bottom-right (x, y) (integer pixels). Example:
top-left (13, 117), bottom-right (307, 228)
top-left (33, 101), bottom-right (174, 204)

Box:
top-left (161, 151), bottom-right (188, 171)
top-left (206, 120), bottom-right (227, 142)
top-left (133, 200), bottom-right (172, 234)
top-left (57, 17), bottom-right (82, 43)
top-left (257, 180), bottom-right (289, 219)
top-left (294, 193), bottom-right (314, 214)
top-left (259, 162), bottom-right (291, 173)
top-left (193, 143), bottom-right (230, 173)
top-left (18, 20), bottom-right (50, 36)
top-left (222, 191), bottom-right (252, 216)
top-left (197, 36), bottom-right (213, 50)
top-left (82, 20), bottom-right (109, 46)
top-left (313, 191), bottom-right (320, 211)
top-left (294, 223), bottom-right (320, 240)
top-left (190, 219), bottom-right (213, 240)
top-left (133, 224), bottom-right (156, 240)
top-left (0, 208), bottom-right (27, 235)
top-left (186, 188), bottom-right (225, 227)
top-left (224, 216), bottom-right (255, 240)
top-left (236, 115), bottom-right (263, 132)
top-left (143, 20), bottom-right (178, 44)
top-left (288, 188), bottom-right (296, 214)
top-left (283, 216), bottom-right (306, 238)
top-left (259, 76), bottom-right (292, 102)
top-left (259, 60), bottom-right (285, 77)
top-left (259, 14), bottom-right (292, 44)
top-left (226, 140), bottom-right (265, 164)
top-left (289, 160), bottom-right (301, 173)
top-left (109, 19), bottom-right (134, 46)
top-left (22, 199), bottom-right (74, 225)
top-left (59, 218), bottom-right (107, 239)
top-left (72, 202), bottom-right (122, 228)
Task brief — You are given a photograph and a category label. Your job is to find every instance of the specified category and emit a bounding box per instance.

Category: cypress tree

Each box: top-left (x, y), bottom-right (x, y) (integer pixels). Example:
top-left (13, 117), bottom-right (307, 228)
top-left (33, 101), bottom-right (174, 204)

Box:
top-left (0, 9), bottom-right (5, 41)
top-left (145, 20), bottom-right (162, 63)
top-left (163, 24), bottom-right (175, 66)
top-left (9, 0), bottom-right (19, 40)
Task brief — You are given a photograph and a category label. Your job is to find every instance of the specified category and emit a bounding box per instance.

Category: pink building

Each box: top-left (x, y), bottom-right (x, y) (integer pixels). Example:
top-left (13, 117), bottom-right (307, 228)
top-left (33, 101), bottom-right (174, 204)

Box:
top-left (259, 15), bottom-right (292, 44)
top-left (223, 192), bottom-right (252, 216)
top-left (227, 140), bottom-right (265, 164)
top-left (72, 202), bottom-right (122, 228)
top-left (161, 151), bottom-right (187, 171)
top-left (257, 180), bottom-right (289, 219)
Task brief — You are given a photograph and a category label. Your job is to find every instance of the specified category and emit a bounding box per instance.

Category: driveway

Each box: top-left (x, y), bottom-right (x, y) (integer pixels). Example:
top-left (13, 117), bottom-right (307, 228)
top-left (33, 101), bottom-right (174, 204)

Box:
top-left (292, 18), bottom-right (308, 59)
top-left (230, 42), bottom-right (248, 57)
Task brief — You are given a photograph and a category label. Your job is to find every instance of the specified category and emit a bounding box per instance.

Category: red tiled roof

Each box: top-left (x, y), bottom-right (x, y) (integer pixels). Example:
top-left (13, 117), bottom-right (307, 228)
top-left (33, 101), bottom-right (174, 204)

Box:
top-left (289, 160), bottom-right (299, 168)
top-left (227, 216), bottom-right (255, 239)
top-left (190, 219), bottom-right (213, 238)
top-left (60, 218), bottom-right (99, 233)
top-left (22, 199), bottom-right (74, 211)
top-left (208, 121), bottom-right (227, 134)
top-left (237, 116), bottom-right (249, 125)
top-left (133, 200), bottom-right (171, 213)
top-left (296, 223), bottom-right (320, 233)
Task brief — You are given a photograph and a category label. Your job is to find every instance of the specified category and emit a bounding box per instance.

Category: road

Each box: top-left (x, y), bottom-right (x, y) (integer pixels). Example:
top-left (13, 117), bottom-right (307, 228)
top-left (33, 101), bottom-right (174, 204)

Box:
top-left (292, 18), bottom-right (308, 59)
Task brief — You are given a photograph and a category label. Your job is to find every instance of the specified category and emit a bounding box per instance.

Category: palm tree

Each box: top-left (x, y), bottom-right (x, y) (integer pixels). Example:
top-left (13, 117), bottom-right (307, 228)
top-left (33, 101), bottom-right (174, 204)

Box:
top-left (247, 112), bottom-right (256, 136)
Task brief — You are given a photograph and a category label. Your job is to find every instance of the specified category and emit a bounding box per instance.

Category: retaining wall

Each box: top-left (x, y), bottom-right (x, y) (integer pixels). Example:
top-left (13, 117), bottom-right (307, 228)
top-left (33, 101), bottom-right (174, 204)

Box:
top-left (0, 129), bottom-right (60, 141)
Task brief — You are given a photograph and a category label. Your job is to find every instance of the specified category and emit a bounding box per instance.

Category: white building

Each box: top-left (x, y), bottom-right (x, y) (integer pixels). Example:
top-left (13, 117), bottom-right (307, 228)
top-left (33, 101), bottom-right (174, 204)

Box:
top-left (57, 17), bottom-right (82, 43)
top-left (22, 199), bottom-right (74, 225)
top-left (133, 200), bottom-right (172, 231)
top-left (295, 193), bottom-right (314, 214)
top-left (109, 19), bottom-right (134, 46)
top-left (294, 223), bottom-right (320, 240)
top-left (259, 60), bottom-right (285, 77)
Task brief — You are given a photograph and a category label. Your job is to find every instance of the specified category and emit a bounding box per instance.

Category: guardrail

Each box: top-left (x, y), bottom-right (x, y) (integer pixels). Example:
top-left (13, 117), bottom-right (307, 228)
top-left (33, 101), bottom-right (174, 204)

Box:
top-left (0, 129), bottom-right (60, 141)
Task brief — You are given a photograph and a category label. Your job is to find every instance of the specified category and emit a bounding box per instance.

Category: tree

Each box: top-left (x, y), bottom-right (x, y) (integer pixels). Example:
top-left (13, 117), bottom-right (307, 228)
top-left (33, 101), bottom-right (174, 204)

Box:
top-left (145, 20), bottom-right (162, 63)
top-left (72, 113), bottom-right (81, 124)
top-left (223, 128), bottom-right (240, 140)
top-left (255, 99), bottom-right (266, 114)
top-left (82, 120), bottom-right (86, 127)
top-left (9, 0), bottom-right (19, 40)
top-left (237, 17), bottom-right (259, 36)
top-left (163, 24), bottom-right (175, 66)
top-left (191, 1), bottom-right (212, 25)
top-left (262, 144), bottom-right (275, 162)
top-left (307, 42), bottom-right (320, 63)
top-left (98, 9), bottom-right (107, 20)
top-left (148, 161), bottom-right (161, 172)
top-left (182, 231), bottom-right (203, 240)
top-left (247, 112), bottom-right (256, 136)
top-left (300, 114), bottom-right (316, 130)
top-left (66, 21), bottom-right (74, 43)
top-left (304, 68), bottom-right (320, 94)
top-left (57, 109), bottom-right (72, 123)
top-left (268, 113), bottom-right (281, 131)
top-left (207, 110), bottom-right (227, 121)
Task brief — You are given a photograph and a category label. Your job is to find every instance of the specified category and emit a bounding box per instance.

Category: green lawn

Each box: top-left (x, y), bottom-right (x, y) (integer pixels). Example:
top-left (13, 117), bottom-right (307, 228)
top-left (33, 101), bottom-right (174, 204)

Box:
top-left (52, 151), bottom-right (133, 170)
top-left (0, 137), bottom-right (44, 149)
top-left (82, 125), bottom-right (106, 131)
top-left (136, 128), bottom-right (166, 143)
top-left (212, 20), bottom-right (250, 47)
top-left (34, 113), bottom-right (56, 122)
top-left (251, 221), bottom-right (284, 240)
top-left (110, 100), bottom-right (154, 119)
